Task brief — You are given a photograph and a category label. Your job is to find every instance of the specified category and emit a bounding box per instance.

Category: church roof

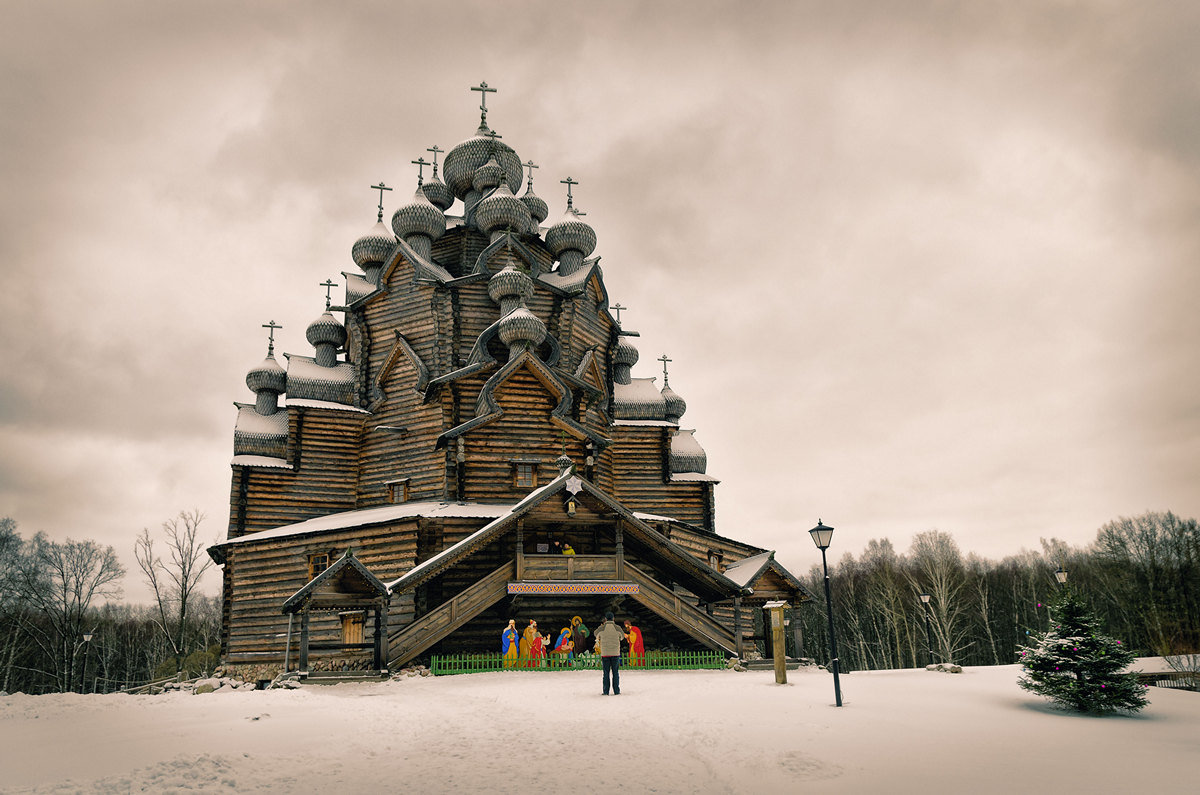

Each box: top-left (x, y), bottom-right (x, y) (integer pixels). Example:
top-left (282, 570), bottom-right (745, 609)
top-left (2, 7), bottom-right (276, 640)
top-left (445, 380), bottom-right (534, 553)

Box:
top-left (281, 548), bottom-right (389, 614)
top-left (385, 469), bottom-right (745, 603)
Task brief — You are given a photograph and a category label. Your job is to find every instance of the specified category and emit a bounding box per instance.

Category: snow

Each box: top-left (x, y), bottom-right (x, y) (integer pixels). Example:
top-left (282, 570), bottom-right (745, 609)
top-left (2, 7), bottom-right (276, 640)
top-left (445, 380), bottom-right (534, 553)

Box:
top-left (722, 551), bottom-right (773, 587)
top-left (2, 664), bottom-right (1195, 793)
top-left (282, 398), bottom-right (369, 413)
top-left (229, 455), bottom-right (291, 469)
top-left (215, 502), bottom-right (516, 548)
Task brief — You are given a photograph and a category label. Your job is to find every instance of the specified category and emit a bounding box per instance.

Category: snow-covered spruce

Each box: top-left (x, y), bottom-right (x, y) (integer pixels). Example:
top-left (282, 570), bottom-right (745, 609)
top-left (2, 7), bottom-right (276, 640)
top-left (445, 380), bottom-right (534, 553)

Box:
top-left (1017, 588), bottom-right (1148, 714)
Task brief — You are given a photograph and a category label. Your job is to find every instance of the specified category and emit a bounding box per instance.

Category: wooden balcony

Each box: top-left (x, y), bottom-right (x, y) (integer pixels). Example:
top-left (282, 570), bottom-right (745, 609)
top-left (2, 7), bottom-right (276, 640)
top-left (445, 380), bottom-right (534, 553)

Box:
top-left (517, 554), bottom-right (620, 581)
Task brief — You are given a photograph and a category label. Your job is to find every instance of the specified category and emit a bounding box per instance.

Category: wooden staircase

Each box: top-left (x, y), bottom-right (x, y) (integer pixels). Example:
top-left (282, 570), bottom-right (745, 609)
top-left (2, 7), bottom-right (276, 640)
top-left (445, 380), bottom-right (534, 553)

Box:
top-left (625, 563), bottom-right (738, 656)
top-left (387, 561), bottom-right (514, 668)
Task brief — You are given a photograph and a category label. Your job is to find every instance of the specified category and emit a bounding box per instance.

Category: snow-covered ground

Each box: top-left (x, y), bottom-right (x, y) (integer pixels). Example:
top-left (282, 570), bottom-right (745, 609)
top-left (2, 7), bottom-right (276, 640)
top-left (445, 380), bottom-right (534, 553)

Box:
top-left (1, 664), bottom-right (1196, 793)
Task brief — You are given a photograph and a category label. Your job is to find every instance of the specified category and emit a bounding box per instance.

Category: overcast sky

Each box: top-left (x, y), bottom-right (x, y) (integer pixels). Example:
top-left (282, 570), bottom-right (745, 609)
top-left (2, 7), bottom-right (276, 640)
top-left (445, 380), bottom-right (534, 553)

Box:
top-left (2, 1), bottom-right (1197, 604)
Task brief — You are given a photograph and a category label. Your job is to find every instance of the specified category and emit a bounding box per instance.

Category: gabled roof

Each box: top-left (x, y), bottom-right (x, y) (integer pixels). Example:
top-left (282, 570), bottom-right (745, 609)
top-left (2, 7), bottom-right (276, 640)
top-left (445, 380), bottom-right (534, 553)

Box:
top-left (386, 468), bottom-right (745, 603)
top-left (281, 548), bottom-right (389, 613)
top-left (721, 551), bottom-right (812, 601)
top-left (435, 350), bottom-right (610, 450)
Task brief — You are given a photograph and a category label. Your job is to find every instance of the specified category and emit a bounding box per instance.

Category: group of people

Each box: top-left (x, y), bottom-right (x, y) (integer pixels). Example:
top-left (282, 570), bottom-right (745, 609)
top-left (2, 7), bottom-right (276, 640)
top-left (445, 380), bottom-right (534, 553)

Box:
top-left (499, 613), bottom-right (646, 683)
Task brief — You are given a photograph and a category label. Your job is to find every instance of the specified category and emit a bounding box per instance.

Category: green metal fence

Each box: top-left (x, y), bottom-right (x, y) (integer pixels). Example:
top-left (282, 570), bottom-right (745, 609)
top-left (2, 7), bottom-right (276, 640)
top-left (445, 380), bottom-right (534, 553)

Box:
top-left (430, 649), bottom-right (725, 676)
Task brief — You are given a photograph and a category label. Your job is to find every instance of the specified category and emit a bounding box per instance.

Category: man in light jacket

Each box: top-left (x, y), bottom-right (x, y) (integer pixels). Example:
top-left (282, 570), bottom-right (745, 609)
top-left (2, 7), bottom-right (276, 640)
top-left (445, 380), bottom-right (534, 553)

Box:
top-left (596, 611), bottom-right (625, 695)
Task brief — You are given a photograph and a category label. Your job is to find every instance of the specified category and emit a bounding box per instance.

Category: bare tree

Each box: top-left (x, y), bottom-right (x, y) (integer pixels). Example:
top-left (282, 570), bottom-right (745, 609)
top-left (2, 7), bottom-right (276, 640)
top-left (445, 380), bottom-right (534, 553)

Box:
top-left (134, 510), bottom-right (213, 673)
top-left (15, 534), bottom-right (124, 691)
top-left (907, 529), bottom-right (970, 663)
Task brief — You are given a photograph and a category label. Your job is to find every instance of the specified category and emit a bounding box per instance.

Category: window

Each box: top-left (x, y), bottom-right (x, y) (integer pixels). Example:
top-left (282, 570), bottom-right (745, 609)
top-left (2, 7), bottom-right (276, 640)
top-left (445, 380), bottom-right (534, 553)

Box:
top-left (307, 552), bottom-right (331, 580)
top-left (387, 478), bottom-right (410, 504)
top-left (511, 460), bottom-right (539, 489)
top-left (708, 551), bottom-right (723, 572)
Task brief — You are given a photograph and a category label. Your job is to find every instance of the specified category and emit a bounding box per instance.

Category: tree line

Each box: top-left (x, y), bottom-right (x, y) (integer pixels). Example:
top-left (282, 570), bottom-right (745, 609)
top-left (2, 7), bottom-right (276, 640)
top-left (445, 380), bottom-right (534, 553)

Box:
top-left (790, 511), bottom-right (1199, 671)
top-left (0, 512), bottom-right (219, 694)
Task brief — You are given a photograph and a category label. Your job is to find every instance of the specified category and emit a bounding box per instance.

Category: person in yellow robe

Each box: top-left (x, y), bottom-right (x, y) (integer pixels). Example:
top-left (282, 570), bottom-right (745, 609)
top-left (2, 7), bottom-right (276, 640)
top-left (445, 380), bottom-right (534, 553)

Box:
top-left (520, 620), bottom-right (539, 667)
top-left (501, 620), bottom-right (519, 668)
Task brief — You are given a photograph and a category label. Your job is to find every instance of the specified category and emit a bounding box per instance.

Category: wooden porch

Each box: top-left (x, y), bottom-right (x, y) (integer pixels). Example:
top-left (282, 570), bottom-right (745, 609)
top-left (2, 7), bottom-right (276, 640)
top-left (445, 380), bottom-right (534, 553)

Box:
top-left (387, 553), bottom-right (739, 668)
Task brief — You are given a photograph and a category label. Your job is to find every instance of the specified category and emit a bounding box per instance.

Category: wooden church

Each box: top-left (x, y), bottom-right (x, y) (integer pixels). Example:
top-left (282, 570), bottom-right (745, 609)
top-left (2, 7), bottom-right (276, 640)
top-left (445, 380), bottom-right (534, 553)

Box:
top-left (207, 84), bottom-right (809, 676)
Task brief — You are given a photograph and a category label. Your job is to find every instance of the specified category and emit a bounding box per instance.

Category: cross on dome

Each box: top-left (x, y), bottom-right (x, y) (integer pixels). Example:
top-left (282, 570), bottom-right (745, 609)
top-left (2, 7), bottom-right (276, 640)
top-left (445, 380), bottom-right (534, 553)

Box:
top-left (524, 159), bottom-right (539, 189)
top-left (371, 182), bottom-right (392, 222)
top-left (471, 81), bottom-right (497, 128)
top-left (320, 279), bottom-right (338, 309)
top-left (427, 145), bottom-right (444, 177)
top-left (261, 320), bottom-right (282, 355)
top-left (560, 176), bottom-right (579, 210)
top-left (658, 354), bottom-right (673, 385)
top-left (484, 129), bottom-right (503, 156)
top-left (612, 303), bottom-right (626, 324)
top-left (411, 156), bottom-right (428, 186)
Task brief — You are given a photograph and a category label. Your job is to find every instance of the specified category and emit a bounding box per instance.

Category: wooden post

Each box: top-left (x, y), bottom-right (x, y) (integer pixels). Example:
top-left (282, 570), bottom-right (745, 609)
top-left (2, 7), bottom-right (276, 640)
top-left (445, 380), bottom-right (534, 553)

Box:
top-left (516, 520), bottom-right (525, 580)
top-left (733, 596), bottom-right (744, 659)
top-left (299, 610), bottom-right (310, 677)
top-left (373, 602), bottom-right (384, 672)
top-left (615, 524), bottom-right (625, 580)
top-left (283, 613), bottom-right (294, 673)
top-left (379, 598), bottom-right (389, 674)
top-left (764, 600), bottom-right (790, 685)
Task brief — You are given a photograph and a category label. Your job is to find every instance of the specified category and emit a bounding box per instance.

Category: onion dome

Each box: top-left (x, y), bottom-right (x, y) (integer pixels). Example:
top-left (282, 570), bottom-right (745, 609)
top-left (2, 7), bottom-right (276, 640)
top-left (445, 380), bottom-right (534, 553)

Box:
top-left (555, 454), bottom-right (574, 475)
top-left (391, 187), bottom-right (447, 243)
top-left (246, 354), bottom-right (287, 395)
top-left (546, 207), bottom-right (597, 276)
top-left (521, 185), bottom-right (549, 229)
top-left (487, 265), bottom-right (534, 305)
top-left (443, 127), bottom-right (524, 199)
top-left (612, 333), bottom-right (639, 384)
top-left (351, 220), bottom-right (396, 269)
top-left (661, 383), bottom-right (687, 424)
top-left (475, 182), bottom-right (532, 237)
top-left (306, 311), bottom-right (347, 348)
top-left (421, 173), bottom-right (454, 212)
top-left (499, 305), bottom-right (547, 350)
top-left (669, 429), bottom-right (708, 474)
top-left (612, 377), bottom-right (666, 421)
top-left (472, 154), bottom-right (504, 193)
top-left (307, 311), bottom-right (346, 368)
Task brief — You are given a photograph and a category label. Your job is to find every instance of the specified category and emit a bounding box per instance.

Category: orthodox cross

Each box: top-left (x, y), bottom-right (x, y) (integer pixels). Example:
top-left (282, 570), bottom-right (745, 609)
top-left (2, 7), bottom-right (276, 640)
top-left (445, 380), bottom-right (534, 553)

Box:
top-left (612, 302), bottom-right (626, 324)
top-left (427, 145), bottom-right (444, 178)
top-left (484, 129), bottom-right (503, 157)
top-left (561, 176), bottom-right (578, 210)
top-left (523, 159), bottom-right (539, 190)
top-left (411, 156), bottom-right (428, 186)
top-left (371, 181), bottom-right (392, 222)
top-left (262, 320), bottom-right (282, 356)
top-left (320, 278), bottom-right (337, 309)
top-left (658, 354), bottom-right (672, 385)
top-left (471, 80), bottom-right (497, 127)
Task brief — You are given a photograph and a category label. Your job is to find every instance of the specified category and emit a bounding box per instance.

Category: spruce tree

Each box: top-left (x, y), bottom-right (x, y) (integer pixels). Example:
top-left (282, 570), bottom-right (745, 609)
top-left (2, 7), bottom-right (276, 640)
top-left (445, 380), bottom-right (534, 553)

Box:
top-left (1018, 588), bottom-right (1148, 714)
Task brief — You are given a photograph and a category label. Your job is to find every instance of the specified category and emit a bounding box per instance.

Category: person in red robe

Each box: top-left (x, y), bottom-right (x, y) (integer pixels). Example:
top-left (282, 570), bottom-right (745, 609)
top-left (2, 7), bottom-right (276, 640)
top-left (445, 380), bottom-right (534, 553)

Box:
top-left (530, 630), bottom-right (549, 667)
top-left (624, 620), bottom-right (645, 667)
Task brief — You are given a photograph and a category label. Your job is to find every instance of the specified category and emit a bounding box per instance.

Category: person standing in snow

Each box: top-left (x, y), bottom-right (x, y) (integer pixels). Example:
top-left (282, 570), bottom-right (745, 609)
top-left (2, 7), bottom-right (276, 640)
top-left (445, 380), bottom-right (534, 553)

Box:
top-left (595, 611), bottom-right (625, 695)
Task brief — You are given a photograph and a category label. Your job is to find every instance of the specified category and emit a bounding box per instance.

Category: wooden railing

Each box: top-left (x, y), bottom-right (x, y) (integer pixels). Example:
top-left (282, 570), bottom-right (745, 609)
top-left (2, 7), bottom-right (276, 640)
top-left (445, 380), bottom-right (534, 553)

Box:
top-left (387, 561), bottom-right (514, 668)
top-left (519, 554), bottom-right (619, 581)
top-left (625, 562), bottom-right (737, 656)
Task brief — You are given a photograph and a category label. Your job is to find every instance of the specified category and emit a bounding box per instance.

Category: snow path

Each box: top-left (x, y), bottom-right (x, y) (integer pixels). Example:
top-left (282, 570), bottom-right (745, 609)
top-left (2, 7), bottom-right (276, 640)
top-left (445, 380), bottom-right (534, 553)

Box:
top-left (1, 665), bottom-right (1196, 793)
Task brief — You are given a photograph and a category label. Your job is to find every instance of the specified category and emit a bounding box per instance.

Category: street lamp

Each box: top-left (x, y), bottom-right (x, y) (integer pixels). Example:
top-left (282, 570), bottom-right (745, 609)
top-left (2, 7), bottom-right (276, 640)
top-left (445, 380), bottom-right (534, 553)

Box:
top-left (73, 632), bottom-right (94, 694)
top-left (1054, 566), bottom-right (1068, 586)
top-left (918, 593), bottom-right (935, 666)
top-left (809, 519), bottom-right (842, 707)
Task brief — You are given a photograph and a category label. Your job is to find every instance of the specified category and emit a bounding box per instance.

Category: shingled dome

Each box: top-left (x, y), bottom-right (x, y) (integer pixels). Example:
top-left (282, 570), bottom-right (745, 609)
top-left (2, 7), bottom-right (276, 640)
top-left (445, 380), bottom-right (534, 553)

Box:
top-left (306, 311), bottom-right (347, 349)
top-left (520, 184), bottom-right (549, 228)
top-left (246, 354), bottom-right (287, 396)
top-left (545, 207), bottom-right (597, 259)
top-left (669, 429), bottom-right (707, 474)
top-left (472, 154), bottom-right (504, 193)
top-left (351, 220), bottom-right (396, 269)
top-left (391, 186), bottom-right (447, 242)
top-left (661, 383), bottom-right (687, 423)
top-left (442, 127), bottom-right (523, 199)
top-left (475, 182), bottom-right (532, 236)
top-left (421, 173), bottom-right (454, 212)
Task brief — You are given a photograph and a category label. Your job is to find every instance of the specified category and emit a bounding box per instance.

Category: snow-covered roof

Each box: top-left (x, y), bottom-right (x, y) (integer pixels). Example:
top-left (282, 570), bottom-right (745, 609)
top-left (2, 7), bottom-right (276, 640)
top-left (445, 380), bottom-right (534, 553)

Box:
top-left (612, 419), bottom-right (676, 427)
top-left (721, 551), bottom-right (773, 588)
top-left (215, 501), bottom-right (516, 549)
top-left (234, 406), bottom-right (288, 436)
top-left (286, 356), bottom-right (355, 385)
top-left (230, 454), bottom-right (291, 469)
top-left (284, 398), bottom-right (369, 413)
top-left (612, 377), bottom-right (666, 421)
top-left (670, 472), bottom-right (720, 483)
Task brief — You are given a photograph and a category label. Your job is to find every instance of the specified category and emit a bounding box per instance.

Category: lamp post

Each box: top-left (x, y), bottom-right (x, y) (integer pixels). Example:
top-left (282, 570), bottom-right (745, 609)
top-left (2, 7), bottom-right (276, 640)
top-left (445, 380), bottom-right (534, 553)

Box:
top-left (918, 593), bottom-right (934, 666)
top-left (72, 632), bottom-right (94, 694)
top-left (1054, 566), bottom-right (1068, 586)
top-left (809, 519), bottom-right (842, 707)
